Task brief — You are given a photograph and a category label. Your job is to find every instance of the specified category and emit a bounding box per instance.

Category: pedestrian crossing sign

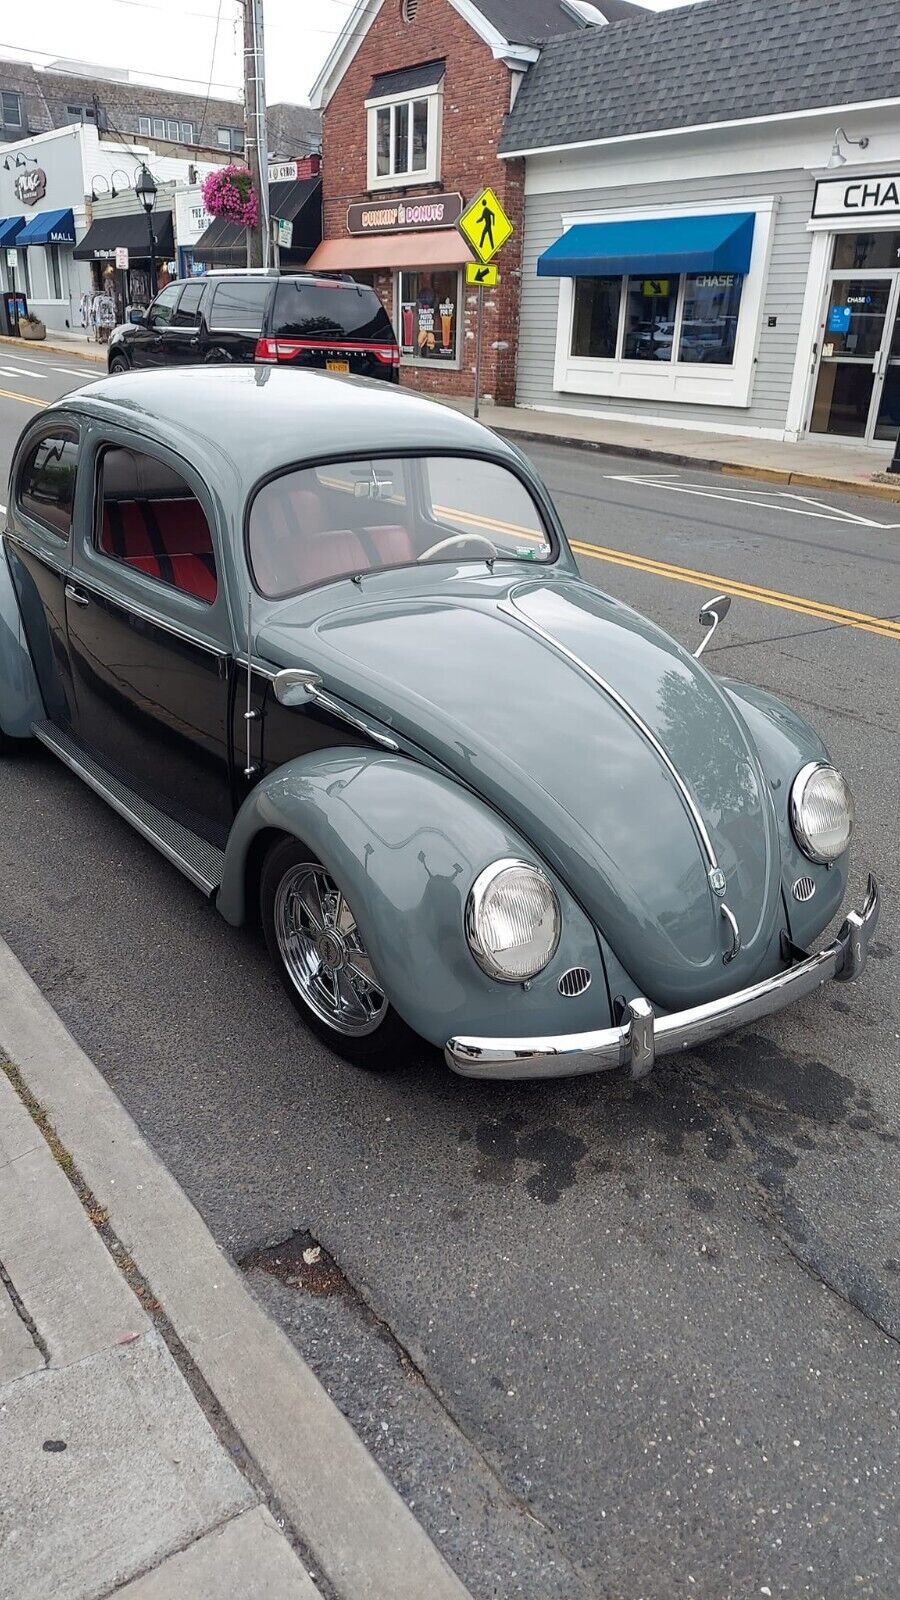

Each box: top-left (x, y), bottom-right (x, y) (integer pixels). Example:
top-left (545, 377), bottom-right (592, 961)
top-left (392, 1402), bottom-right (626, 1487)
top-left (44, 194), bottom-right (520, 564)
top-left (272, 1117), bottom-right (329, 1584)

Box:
top-left (459, 186), bottom-right (514, 264)
top-left (466, 262), bottom-right (499, 286)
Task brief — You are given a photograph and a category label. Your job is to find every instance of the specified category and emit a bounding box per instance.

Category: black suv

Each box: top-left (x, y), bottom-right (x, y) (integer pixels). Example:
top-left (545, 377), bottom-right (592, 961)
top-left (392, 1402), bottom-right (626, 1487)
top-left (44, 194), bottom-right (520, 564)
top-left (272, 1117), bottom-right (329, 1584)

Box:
top-left (107, 272), bottom-right (400, 382)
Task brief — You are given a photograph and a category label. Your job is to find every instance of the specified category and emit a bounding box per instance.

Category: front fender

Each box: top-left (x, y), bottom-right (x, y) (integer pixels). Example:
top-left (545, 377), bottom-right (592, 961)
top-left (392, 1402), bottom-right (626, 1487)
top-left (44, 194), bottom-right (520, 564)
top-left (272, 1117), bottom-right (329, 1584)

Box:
top-left (218, 747), bottom-right (612, 1048)
top-left (723, 678), bottom-right (848, 945)
top-left (0, 538), bottom-right (43, 739)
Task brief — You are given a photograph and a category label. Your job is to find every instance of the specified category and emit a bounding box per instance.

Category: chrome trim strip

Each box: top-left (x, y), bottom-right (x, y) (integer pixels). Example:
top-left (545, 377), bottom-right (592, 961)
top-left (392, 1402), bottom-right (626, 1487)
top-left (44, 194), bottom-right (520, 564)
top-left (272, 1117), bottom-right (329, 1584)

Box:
top-left (313, 689), bottom-right (400, 752)
top-left (499, 593), bottom-right (720, 871)
top-left (4, 530), bottom-right (68, 576)
top-left (32, 721), bottom-right (223, 895)
top-left (445, 876), bottom-right (879, 1080)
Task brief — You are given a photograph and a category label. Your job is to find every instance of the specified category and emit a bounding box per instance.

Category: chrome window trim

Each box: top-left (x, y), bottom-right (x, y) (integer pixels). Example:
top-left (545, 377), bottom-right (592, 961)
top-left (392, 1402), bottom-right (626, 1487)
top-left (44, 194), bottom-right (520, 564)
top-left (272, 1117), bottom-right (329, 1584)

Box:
top-left (61, 567), bottom-right (229, 660)
top-left (499, 593), bottom-right (720, 872)
top-left (4, 530), bottom-right (69, 576)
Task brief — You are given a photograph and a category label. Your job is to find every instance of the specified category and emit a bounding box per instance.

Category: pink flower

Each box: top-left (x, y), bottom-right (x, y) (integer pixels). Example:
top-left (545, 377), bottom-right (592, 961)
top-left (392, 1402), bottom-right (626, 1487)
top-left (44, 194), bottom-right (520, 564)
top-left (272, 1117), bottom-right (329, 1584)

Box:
top-left (201, 164), bottom-right (258, 226)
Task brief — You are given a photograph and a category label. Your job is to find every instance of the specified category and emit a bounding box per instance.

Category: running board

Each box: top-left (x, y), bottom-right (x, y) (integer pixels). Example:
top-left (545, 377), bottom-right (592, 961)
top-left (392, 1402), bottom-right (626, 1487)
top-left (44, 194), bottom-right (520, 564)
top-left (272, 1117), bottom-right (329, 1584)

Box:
top-left (32, 719), bottom-right (225, 896)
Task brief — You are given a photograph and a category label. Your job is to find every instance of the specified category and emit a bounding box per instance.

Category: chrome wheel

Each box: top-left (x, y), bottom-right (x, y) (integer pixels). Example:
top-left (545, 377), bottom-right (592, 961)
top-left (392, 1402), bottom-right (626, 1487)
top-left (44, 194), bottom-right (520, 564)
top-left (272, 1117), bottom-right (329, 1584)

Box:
top-left (273, 863), bottom-right (388, 1037)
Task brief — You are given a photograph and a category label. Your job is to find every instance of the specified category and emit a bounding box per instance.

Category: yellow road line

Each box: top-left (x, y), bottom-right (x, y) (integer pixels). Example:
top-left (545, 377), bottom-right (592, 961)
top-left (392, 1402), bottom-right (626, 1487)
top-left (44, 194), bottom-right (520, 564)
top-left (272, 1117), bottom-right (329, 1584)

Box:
top-left (570, 539), bottom-right (900, 642)
top-left (0, 386), bottom-right (45, 409)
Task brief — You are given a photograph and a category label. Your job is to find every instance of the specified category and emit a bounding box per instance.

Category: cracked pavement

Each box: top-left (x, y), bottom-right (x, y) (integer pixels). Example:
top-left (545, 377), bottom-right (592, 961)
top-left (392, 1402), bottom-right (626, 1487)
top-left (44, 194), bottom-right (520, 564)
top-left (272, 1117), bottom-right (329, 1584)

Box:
top-left (0, 365), bottom-right (898, 1597)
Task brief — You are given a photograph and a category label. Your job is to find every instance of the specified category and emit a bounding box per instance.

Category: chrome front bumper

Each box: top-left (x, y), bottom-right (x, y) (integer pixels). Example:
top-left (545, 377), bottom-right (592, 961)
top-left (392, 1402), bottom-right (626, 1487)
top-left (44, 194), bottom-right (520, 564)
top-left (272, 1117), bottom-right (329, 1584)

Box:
top-left (445, 875), bottom-right (879, 1081)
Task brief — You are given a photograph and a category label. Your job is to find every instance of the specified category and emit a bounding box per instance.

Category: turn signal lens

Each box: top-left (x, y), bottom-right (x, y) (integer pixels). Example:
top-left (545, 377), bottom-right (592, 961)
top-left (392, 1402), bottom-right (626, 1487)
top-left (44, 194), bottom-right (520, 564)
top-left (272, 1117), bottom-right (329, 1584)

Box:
top-left (790, 763), bottom-right (854, 864)
top-left (466, 859), bottom-right (561, 982)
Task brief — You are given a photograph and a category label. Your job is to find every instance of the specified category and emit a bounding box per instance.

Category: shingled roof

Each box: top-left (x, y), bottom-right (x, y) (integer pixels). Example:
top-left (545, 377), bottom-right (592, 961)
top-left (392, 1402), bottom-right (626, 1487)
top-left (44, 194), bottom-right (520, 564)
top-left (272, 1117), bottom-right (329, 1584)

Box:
top-left (500, 0), bottom-right (900, 153)
top-left (475, 0), bottom-right (647, 43)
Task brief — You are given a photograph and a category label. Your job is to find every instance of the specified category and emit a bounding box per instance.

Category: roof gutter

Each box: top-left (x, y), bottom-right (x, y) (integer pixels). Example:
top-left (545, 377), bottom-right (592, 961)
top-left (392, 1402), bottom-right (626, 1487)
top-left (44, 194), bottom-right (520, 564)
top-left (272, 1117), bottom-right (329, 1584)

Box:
top-left (499, 94), bottom-right (900, 159)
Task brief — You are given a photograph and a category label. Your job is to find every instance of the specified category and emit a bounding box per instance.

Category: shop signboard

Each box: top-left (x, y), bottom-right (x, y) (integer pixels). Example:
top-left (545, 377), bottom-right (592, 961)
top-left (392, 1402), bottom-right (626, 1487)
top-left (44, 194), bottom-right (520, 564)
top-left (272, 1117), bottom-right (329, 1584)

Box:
top-left (6, 249), bottom-right (16, 270)
top-left (268, 161), bottom-right (298, 184)
top-left (347, 192), bottom-right (463, 235)
top-left (14, 168), bottom-right (47, 207)
top-left (812, 172), bottom-right (900, 221)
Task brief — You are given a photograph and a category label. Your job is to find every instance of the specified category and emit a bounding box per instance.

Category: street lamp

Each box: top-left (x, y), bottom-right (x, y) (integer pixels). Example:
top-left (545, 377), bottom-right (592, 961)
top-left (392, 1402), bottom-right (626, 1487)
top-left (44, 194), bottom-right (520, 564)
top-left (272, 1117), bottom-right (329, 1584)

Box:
top-left (135, 164), bottom-right (158, 296)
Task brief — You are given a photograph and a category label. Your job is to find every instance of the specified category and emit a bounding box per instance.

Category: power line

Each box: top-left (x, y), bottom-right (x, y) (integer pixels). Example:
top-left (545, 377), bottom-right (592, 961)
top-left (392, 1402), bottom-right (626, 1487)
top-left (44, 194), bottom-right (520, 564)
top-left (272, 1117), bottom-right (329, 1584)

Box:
top-left (0, 43), bottom-right (242, 96)
top-left (195, 0), bottom-right (227, 147)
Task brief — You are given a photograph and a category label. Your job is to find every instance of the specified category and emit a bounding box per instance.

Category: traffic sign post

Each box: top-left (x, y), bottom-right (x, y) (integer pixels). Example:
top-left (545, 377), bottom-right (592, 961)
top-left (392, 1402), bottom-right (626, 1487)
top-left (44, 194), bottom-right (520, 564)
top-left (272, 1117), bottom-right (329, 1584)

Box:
top-left (458, 187), bottom-right (515, 419)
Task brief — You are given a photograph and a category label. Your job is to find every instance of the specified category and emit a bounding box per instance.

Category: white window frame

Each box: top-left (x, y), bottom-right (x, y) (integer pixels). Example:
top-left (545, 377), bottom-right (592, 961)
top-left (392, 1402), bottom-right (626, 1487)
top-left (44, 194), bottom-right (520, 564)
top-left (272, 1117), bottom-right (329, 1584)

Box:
top-left (181, 121), bottom-right (194, 144)
top-left (551, 197), bottom-right (775, 410)
top-left (138, 116), bottom-right (151, 136)
top-left (152, 118), bottom-right (166, 138)
top-left (366, 85), bottom-right (442, 190)
top-left (1, 90), bottom-right (23, 129)
top-left (395, 268), bottom-right (462, 369)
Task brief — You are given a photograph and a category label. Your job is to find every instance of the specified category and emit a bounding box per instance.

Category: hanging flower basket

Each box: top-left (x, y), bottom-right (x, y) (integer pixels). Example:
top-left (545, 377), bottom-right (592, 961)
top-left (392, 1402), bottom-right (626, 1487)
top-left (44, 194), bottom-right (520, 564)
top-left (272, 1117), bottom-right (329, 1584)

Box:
top-left (201, 165), bottom-right (259, 229)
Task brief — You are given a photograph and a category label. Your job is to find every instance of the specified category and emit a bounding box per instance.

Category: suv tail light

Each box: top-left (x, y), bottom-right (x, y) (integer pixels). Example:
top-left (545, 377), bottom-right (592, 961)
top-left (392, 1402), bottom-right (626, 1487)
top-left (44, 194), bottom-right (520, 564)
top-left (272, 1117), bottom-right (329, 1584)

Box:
top-left (255, 337), bottom-right (278, 362)
top-left (255, 337), bottom-right (401, 366)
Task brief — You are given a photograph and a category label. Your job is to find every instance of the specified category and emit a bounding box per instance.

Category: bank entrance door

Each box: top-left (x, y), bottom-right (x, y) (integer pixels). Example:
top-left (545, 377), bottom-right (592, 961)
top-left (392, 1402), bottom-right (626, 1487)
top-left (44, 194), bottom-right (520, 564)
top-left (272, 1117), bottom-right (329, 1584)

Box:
top-left (809, 232), bottom-right (900, 443)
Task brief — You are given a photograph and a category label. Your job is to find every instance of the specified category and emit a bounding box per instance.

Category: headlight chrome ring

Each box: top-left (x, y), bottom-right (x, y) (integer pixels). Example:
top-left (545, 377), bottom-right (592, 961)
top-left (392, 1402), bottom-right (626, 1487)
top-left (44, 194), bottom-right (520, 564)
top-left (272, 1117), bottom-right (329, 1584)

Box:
top-left (789, 761), bottom-right (854, 864)
top-left (466, 858), bottom-right (561, 983)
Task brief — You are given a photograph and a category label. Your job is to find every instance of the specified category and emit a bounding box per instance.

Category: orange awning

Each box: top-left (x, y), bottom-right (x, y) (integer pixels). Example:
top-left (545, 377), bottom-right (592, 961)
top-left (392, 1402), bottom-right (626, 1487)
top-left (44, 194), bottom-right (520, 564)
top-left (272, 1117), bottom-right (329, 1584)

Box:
top-left (307, 230), bottom-right (474, 271)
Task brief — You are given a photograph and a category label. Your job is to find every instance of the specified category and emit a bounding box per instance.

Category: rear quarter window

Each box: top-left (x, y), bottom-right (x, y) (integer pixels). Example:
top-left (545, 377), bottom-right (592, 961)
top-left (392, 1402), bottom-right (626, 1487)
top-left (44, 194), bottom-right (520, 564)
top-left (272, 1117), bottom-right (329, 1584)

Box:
top-left (272, 281), bottom-right (395, 343)
top-left (208, 279), bottom-right (271, 333)
top-left (16, 427), bottom-right (79, 539)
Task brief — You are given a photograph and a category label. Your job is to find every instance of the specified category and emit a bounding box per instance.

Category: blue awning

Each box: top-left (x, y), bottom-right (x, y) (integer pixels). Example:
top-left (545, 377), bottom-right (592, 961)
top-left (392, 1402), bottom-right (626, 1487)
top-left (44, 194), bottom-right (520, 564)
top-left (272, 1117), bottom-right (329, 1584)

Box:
top-left (537, 213), bottom-right (755, 278)
top-left (16, 208), bottom-right (76, 247)
top-left (0, 215), bottom-right (25, 248)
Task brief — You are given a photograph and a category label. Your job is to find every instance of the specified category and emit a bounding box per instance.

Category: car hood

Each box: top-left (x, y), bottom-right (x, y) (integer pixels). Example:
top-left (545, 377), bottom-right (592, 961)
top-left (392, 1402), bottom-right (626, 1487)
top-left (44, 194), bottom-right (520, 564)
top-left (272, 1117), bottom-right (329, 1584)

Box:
top-left (257, 571), bottom-right (785, 1007)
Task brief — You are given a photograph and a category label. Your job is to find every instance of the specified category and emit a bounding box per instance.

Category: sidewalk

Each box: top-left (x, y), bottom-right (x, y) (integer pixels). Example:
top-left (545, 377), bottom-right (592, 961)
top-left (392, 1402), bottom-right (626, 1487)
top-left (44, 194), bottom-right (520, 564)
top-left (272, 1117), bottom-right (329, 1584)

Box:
top-left (0, 938), bottom-right (472, 1600)
top-left (437, 395), bottom-right (900, 502)
top-left (0, 329), bottom-right (106, 364)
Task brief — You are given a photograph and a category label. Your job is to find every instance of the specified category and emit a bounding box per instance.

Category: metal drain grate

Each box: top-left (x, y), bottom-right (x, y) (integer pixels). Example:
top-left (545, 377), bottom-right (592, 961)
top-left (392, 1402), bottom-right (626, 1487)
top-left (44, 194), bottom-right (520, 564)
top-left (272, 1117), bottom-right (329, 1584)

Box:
top-left (558, 966), bottom-right (592, 998)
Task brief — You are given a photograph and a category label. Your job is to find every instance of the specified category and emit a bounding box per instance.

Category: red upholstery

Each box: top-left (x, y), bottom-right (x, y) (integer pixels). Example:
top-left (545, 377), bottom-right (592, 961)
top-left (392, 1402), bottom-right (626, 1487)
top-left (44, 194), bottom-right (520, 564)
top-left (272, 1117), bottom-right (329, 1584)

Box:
top-left (303, 531), bottom-right (369, 586)
top-left (364, 524), bottom-right (417, 566)
top-left (100, 496), bottom-right (217, 603)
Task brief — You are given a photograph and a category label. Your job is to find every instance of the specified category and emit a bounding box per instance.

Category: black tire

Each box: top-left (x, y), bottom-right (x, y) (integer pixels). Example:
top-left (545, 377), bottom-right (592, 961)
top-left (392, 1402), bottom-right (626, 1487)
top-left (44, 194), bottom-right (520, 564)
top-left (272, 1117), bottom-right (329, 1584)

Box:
top-left (260, 836), bottom-right (414, 1070)
top-left (108, 354), bottom-right (129, 375)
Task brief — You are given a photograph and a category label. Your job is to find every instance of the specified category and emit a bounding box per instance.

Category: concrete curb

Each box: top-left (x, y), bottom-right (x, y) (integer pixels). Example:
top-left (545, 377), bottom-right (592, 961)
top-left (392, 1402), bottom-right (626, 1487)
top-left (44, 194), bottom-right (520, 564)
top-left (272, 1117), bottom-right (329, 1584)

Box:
top-left (490, 424), bottom-right (900, 504)
top-left (0, 937), bottom-right (472, 1600)
top-left (0, 333), bottom-right (106, 365)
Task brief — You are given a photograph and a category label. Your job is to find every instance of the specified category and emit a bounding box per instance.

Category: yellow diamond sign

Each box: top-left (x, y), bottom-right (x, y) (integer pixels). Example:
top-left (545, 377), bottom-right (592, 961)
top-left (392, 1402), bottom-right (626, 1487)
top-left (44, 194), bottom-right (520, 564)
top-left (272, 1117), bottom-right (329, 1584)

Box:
top-left (459, 186), bottom-right (514, 265)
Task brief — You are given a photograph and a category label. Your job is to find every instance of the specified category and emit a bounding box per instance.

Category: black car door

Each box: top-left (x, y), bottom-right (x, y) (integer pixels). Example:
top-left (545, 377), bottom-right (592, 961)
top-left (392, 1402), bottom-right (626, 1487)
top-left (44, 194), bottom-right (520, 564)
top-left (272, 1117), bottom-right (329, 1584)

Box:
top-left (64, 426), bottom-right (235, 843)
top-left (162, 280), bottom-right (206, 367)
top-left (199, 277), bottom-right (271, 364)
top-left (131, 282), bottom-right (182, 368)
top-left (4, 418), bottom-right (82, 730)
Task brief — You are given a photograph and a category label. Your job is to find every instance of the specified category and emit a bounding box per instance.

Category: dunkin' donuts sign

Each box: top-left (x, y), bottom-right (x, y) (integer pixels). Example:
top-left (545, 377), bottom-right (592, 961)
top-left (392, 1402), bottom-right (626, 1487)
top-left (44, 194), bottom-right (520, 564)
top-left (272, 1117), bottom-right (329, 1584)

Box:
top-left (347, 192), bottom-right (463, 235)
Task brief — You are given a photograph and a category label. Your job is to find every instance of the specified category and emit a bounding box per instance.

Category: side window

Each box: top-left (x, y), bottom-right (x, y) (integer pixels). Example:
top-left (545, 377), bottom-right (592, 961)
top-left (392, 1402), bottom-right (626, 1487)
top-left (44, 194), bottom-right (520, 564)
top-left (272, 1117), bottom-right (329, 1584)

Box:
top-left (172, 281), bottom-right (205, 327)
top-left (17, 428), bottom-right (79, 539)
top-left (146, 283), bottom-right (182, 330)
top-left (96, 447), bottom-right (218, 605)
top-left (208, 280), bottom-right (270, 333)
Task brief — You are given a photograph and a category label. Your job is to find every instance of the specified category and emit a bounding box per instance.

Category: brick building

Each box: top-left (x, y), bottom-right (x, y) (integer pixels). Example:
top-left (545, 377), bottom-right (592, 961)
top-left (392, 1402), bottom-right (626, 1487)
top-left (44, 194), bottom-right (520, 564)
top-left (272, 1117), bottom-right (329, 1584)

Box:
top-left (308, 0), bottom-right (645, 404)
top-left (0, 56), bottom-right (320, 161)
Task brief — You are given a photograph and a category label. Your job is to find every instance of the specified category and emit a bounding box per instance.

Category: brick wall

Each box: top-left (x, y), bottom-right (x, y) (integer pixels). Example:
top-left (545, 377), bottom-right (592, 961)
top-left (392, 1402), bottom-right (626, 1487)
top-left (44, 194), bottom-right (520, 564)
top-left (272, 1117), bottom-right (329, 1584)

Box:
top-left (320, 0), bottom-right (525, 406)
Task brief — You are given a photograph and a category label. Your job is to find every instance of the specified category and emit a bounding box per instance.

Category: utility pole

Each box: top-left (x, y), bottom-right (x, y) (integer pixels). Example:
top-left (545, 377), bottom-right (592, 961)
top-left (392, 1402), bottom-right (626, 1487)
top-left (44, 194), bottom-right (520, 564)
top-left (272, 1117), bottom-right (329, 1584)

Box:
top-left (242, 0), bottom-right (269, 267)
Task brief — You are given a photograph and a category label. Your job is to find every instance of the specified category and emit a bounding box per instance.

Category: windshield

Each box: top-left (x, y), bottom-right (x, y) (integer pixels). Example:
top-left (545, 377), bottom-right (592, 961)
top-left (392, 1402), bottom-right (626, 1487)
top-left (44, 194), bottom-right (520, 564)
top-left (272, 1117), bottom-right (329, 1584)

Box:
top-left (247, 455), bottom-right (554, 598)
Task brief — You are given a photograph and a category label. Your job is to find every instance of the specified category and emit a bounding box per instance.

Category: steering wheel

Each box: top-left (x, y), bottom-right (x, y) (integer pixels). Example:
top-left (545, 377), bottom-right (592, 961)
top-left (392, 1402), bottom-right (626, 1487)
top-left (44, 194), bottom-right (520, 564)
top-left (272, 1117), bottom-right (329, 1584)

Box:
top-left (417, 531), bottom-right (499, 562)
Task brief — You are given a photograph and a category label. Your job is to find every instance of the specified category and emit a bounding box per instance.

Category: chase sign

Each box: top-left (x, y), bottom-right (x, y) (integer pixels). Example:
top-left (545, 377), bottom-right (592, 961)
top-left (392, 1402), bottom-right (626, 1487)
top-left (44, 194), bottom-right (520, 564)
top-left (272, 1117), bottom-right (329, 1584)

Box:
top-left (812, 173), bottom-right (900, 221)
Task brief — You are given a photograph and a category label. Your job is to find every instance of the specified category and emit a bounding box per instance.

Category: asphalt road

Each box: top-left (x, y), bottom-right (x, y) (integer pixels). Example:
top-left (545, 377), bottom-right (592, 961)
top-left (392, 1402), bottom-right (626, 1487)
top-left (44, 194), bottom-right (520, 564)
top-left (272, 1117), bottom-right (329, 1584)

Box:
top-left (1, 345), bottom-right (898, 1600)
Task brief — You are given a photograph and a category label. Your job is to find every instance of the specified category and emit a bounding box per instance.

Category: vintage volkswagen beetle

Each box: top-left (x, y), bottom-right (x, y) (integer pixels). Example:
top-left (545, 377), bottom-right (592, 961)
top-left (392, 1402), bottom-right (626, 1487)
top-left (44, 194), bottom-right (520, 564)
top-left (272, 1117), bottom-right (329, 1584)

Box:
top-left (0, 367), bottom-right (878, 1077)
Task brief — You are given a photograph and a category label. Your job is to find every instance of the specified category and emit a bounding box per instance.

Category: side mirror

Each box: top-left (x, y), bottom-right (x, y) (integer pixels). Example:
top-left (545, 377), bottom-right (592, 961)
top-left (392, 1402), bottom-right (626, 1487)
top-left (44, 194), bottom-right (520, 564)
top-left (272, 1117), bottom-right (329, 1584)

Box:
top-left (273, 667), bottom-right (323, 707)
top-left (128, 307), bottom-right (146, 325)
top-left (694, 593), bottom-right (731, 659)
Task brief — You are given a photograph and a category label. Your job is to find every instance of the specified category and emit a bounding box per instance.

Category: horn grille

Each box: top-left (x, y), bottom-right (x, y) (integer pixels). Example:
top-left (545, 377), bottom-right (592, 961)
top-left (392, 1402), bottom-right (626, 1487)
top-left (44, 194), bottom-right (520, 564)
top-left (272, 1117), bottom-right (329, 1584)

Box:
top-left (558, 967), bottom-right (591, 998)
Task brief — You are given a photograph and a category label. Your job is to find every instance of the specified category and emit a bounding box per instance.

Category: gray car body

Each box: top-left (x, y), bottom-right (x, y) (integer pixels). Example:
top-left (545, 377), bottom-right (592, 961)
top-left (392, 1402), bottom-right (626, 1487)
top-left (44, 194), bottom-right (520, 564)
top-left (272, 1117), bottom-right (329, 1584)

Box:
top-left (0, 367), bottom-right (849, 1049)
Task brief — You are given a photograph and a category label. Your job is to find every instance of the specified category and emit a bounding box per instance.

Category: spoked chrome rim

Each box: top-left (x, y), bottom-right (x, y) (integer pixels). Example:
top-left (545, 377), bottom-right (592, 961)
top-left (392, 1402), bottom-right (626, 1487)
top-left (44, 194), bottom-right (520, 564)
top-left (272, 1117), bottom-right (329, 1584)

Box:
top-left (273, 863), bottom-right (388, 1037)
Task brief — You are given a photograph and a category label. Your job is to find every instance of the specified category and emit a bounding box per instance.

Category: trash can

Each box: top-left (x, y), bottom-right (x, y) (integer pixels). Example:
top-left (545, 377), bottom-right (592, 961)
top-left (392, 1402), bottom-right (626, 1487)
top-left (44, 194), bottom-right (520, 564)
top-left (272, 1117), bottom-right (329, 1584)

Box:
top-left (0, 291), bottom-right (27, 336)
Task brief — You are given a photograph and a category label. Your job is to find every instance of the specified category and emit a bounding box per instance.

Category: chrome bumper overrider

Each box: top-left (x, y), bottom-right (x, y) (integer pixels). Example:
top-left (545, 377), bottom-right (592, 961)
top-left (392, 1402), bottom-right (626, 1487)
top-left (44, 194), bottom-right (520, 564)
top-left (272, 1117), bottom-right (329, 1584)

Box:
top-left (445, 875), bottom-right (879, 1081)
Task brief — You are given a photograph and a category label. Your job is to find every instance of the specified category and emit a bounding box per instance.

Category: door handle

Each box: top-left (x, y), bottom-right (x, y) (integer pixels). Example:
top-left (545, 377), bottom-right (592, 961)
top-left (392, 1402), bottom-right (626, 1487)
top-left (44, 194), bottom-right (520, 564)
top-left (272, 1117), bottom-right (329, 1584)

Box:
top-left (65, 583), bottom-right (90, 607)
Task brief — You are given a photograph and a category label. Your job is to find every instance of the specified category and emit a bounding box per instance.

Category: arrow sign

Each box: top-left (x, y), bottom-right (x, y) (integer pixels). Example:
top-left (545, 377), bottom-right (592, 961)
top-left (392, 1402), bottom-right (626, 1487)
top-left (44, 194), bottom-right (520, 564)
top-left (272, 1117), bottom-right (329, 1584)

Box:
top-left (466, 262), bottom-right (499, 286)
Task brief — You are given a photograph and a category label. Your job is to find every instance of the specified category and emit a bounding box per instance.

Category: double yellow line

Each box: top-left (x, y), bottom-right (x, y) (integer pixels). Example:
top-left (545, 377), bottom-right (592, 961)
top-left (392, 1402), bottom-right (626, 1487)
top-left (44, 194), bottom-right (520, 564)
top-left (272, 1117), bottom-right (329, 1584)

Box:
top-left (569, 539), bottom-right (900, 643)
top-left (0, 387), bottom-right (44, 409)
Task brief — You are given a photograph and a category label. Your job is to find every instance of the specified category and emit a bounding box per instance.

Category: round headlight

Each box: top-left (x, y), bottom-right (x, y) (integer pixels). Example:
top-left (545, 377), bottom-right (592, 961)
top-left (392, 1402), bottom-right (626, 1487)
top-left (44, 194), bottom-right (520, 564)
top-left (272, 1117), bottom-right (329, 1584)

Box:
top-left (466, 859), bottom-right (561, 982)
top-left (790, 762), bottom-right (854, 864)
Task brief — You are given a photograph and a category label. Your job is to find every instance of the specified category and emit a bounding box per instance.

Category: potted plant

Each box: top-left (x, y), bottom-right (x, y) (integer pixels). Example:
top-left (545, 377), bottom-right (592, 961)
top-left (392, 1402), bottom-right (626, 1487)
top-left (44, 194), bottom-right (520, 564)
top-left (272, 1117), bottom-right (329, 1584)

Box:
top-left (19, 314), bottom-right (46, 341)
top-left (201, 165), bottom-right (259, 228)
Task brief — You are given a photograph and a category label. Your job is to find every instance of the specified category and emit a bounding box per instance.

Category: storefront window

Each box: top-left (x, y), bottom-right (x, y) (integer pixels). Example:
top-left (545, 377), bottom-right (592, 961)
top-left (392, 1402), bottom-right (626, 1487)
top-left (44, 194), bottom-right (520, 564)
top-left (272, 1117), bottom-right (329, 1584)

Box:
top-left (570, 271), bottom-right (745, 365)
top-left (49, 246), bottom-right (62, 300)
top-left (623, 276), bottom-right (678, 361)
top-left (571, 276), bottom-right (621, 358)
top-left (19, 249), bottom-right (31, 299)
top-left (832, 231), bottom-right (900, 271)
top-left (397, 270), bottom-right (459, 364)
top-left (679, 273), bottom-right (743, 363)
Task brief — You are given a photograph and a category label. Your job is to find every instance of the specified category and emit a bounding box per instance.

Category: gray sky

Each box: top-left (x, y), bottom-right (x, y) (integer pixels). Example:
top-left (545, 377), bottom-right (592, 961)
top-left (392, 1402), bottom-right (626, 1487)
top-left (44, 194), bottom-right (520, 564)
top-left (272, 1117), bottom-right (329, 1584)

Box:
top-left (0, 0), bottom-right (696, 108)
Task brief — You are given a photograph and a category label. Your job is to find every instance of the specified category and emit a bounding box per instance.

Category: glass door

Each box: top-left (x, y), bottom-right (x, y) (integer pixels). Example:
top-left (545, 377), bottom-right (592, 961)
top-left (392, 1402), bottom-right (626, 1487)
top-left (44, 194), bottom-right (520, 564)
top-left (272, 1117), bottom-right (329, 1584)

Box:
top-left (809, 274), bottom-right (900, 441)
top-left (872, 294), bottom-right (900, 441)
